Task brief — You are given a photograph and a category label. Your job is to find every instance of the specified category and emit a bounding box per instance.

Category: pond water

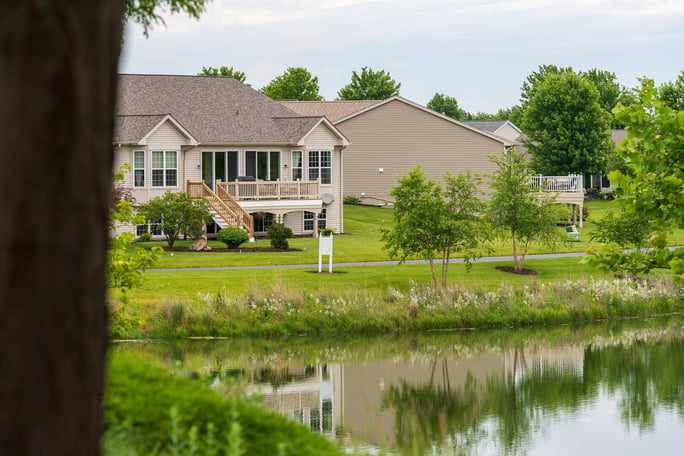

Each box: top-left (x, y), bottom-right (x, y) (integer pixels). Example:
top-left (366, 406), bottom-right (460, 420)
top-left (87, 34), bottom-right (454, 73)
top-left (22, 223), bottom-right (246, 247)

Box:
top-left (112, 317), bottom-right (684, 455)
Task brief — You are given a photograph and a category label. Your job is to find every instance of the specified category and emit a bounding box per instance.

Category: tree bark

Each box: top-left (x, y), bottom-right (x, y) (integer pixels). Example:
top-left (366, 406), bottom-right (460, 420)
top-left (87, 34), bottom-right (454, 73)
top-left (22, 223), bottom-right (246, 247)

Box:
top-left (0, 1), bottom-right (124, 454)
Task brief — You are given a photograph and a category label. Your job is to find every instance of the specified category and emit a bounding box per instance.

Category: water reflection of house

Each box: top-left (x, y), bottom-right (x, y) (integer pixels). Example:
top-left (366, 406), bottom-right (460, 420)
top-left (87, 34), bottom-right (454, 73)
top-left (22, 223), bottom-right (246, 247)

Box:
top-left (248, 346), bottom-right (585, 449)
top-left (247, 365), bottom-right (341, 437)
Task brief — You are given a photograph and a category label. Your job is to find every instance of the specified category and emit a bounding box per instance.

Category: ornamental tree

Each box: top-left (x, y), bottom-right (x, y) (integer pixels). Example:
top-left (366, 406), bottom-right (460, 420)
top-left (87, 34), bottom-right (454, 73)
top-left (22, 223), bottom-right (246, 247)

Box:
top-left (139, 191), bottom-right (211, 247)
top-left (260, 67), bottom-right (323, 101)
top-left (382, 165), bottom-right (486, 289)
top-left (487, 149), bottom-right (562, 273)
top-left (337, 67), bottom-right (401, 100)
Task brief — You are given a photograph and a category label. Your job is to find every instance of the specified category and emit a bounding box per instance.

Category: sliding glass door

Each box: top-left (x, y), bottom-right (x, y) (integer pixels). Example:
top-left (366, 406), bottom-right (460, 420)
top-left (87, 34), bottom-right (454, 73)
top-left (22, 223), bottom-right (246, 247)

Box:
top-left (202, 151), bottom-right (237, 190)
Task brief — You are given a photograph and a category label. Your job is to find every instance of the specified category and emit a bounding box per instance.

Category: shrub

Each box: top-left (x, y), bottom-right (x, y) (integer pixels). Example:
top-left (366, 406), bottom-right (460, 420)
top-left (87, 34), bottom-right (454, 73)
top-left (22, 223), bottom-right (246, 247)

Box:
top-left (267, 223), bottom-right (293, 249)
top-left (137, 231), bottom-right (152, 242)
top-left (343, 195), bottom-right (361, 205)
top-left (217, 227), bottom-right (250, 249)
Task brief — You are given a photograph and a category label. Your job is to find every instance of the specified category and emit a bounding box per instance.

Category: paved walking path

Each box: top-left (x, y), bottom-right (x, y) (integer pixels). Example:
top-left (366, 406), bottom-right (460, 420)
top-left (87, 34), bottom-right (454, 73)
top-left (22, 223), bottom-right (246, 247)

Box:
top-left (148, 251), bottom-right (588, 272)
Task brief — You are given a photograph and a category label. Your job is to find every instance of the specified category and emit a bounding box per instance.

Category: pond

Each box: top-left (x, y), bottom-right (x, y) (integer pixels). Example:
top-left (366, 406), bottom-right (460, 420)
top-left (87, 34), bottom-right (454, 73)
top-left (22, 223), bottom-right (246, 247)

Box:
top-left (112, 317), bottom-right (684, 455)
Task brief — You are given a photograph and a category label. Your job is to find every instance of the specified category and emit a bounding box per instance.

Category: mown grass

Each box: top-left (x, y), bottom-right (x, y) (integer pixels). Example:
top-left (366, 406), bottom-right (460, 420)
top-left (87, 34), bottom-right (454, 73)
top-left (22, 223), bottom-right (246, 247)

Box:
top-left (130, 201), bottom-right (684, 269)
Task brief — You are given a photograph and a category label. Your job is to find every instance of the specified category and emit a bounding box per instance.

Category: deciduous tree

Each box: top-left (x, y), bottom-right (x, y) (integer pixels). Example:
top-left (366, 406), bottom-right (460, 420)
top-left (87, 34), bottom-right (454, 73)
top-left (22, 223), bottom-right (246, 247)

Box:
top-left (522, 71), bottom-right (613, 176)
top-left (382, 166), bottom-right (486, 289)
top-left (585, 78), bottom-right (684, 280)
top-left (261, 67), bottom-right (323, 101)
top-left (657, 70), bottom-right (684, 110)
top-left (487, 150), bottom-right (562, 273)
top-left (139, 191), bottom-right (211, 247)
top-left (427, 93), bottom-right (469, 120)
top-left (198, 65), bottom-right (247, 83)
top-left (0, 1), bottom-right (208, 454)
top-left (337, 67), bottom-right (401, 100)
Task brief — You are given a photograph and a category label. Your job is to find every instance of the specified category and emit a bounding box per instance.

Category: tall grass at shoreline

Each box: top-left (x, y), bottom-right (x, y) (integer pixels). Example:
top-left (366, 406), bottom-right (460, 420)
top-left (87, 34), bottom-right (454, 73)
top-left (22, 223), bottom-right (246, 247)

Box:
top-left (110, 275), bottom-right (682, 339)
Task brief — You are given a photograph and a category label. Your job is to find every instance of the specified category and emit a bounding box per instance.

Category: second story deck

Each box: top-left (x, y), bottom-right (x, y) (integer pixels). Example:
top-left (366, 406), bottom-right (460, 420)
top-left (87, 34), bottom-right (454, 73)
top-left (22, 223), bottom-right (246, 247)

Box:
top-left (530, 174), bottom-right (583, 193)
top-left (218, 179), bottom-right (320, 201)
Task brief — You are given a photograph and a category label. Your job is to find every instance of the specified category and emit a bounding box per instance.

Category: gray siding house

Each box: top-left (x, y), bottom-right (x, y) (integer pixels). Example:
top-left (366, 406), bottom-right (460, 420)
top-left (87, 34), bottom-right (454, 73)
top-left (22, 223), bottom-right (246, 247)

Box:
top-left (114, 74), bottom-right (349, 238)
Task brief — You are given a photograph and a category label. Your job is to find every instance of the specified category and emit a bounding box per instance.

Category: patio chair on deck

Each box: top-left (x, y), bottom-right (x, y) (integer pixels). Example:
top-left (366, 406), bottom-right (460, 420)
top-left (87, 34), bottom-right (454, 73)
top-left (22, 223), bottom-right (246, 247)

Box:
top-left (566, 225), bottom-right (581, 242)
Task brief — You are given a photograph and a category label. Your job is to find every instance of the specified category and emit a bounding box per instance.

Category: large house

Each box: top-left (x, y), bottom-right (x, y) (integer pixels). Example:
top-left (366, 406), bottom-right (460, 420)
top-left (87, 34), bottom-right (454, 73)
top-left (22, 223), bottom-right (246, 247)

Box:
top-left (281, 97), bottom-right (518, 205)
top-left (113, 74), bottom-right (349, 238)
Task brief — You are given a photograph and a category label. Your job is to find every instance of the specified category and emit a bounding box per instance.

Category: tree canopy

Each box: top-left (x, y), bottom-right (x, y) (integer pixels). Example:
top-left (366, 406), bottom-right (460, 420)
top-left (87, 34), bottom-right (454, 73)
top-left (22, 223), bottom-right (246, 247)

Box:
top-left (337, 67), bottom-right (401, 100)
top-left (125, 0), bottom-right (208, 35)
top-left (260, 67), bottom-right (323, 101)
top-left (198, 65), bottom-right (247, 83)
top-left (657, 70), bottom-right (684, 110)
top-left (427, 93), bottom-right (469, 120)
top-left (382, 165), bottom-right (486, 289)
top-left (584, 78), bottom-right (684, 281)
top-left (522, 70), bottom-right (613, 176)
top-left (487, 149), bottom-right (562, 273)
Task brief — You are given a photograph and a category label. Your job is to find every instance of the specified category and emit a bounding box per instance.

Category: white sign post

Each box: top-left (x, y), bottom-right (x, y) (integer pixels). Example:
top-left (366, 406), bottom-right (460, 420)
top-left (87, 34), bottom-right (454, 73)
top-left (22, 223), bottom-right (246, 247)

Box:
top-left (318, 233), bottom-right (333, 273)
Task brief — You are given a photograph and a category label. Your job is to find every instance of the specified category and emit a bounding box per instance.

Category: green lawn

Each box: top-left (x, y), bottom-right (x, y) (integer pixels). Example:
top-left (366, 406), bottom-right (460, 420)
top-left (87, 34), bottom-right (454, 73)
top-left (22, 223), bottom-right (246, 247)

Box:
top-left (117, 200), bottom-right (684, 305)
top-left (131, 200), bottom-right (684, 269)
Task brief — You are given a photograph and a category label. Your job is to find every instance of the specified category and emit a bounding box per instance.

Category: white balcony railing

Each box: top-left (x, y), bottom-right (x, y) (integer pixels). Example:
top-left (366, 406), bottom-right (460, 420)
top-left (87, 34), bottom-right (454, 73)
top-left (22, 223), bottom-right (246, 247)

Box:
top-left (219, 179), bottom-right (321, 201)
top-left (530, 174), bottom-right (583, 193)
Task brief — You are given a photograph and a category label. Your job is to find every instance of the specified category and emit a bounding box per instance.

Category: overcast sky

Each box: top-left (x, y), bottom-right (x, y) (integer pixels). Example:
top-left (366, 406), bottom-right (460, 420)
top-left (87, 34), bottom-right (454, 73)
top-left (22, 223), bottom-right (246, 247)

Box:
top-left (119, 0), bottom-right (684, 113)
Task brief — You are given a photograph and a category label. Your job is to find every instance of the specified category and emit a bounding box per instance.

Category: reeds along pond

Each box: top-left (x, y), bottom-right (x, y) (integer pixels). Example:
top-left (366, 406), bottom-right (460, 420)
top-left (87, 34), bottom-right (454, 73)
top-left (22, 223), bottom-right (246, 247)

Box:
top-left (109, 277), bottom-right (683, 339)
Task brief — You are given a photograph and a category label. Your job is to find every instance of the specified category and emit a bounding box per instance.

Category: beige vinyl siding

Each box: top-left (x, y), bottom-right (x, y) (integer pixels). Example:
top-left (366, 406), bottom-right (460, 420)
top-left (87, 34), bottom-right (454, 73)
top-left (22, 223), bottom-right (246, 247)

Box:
top-left (113, 146), bottom-right (132, 186)
top-left (337, 99), bottom-right (506, 204)
top-left (301, 124), bottom-right (345, 233)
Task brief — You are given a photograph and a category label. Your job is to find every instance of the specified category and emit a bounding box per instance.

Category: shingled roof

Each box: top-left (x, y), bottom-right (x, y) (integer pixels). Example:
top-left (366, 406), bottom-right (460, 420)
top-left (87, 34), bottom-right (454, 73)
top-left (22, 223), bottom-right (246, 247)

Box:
top-left (115, 74), bottom-right (319, 144)
top-left (279, 100), bottom-right (381, 122)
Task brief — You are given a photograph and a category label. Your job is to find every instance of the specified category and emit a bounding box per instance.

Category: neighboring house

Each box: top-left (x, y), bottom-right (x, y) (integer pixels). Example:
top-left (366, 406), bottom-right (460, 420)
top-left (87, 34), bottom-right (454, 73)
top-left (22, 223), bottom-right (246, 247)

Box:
top-left (461, 120), bottom-right (522, 142)
top-left (281, 97), bottom-right (517, 205)
top-left (114, 74), bottom-right (349, 238)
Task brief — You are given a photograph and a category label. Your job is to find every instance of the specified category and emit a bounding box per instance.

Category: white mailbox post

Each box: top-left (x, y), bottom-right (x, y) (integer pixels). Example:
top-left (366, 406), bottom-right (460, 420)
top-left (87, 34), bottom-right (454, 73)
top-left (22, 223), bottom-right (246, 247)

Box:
top-left (318, 233), bottom-right (333, 273)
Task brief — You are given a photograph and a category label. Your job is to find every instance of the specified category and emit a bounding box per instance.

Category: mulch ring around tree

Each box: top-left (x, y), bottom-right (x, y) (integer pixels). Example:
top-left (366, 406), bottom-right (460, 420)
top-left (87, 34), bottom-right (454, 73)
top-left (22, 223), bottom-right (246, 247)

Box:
top-left (163, 247), bottom-right (301, 253)
top-left (495, 266), bottom-right (538, 275)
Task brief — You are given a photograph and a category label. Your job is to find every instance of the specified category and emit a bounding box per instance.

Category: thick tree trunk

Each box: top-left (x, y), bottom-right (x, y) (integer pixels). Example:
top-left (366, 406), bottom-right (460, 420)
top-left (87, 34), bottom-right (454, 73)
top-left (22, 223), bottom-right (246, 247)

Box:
top-left (0, 2), bottom-right (124, 455)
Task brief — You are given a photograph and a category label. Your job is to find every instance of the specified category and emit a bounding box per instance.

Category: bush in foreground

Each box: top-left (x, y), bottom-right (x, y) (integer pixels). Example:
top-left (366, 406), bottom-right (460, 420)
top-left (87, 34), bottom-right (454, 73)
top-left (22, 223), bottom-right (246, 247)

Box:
top-left (104, 354), bottom-right (347, 456)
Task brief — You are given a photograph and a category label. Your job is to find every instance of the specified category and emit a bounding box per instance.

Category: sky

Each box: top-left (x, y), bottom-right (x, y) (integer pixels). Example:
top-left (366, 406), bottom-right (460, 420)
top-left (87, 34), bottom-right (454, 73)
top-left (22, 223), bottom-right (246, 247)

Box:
top-left (119, 0), bottom-right (684, 114)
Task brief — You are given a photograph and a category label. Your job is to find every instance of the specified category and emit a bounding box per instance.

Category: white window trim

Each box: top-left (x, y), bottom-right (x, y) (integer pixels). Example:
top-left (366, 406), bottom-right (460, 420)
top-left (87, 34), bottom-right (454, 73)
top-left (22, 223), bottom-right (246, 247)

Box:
top-left (151, 150), bottom-right (178, 187)
top-left (307, 150), bottom-right (332, 185)
top-left (291, 150), bottom-right (303, 181)
top-left (133, 150), bottom-right (145, 187)
top-left (245, 150), bottom-right (282, 181)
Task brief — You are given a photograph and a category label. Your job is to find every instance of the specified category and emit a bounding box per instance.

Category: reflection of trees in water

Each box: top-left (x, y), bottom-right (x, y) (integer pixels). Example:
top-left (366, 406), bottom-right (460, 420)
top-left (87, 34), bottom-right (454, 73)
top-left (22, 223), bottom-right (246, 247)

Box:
top-left (584, 338), bottom-right (684, 432)
top-left (382, 338), bottom-right (683, 455)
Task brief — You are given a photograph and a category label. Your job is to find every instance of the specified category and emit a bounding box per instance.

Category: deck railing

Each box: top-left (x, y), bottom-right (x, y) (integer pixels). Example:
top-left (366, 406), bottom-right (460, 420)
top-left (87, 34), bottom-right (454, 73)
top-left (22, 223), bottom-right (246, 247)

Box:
top-left (530, 174), bottom-right (583, 193)
top-left (220, 179), bottom-right (320, 201)
top-left (187, 181), bottom-right (254, 236)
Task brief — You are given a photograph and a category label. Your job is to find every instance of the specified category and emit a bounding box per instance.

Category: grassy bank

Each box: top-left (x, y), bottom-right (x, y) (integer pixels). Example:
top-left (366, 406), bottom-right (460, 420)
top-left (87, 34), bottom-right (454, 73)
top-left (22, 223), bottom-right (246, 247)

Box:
top-left (105, 354), bottom-right (348, 456)
top-left (111, 267), bottom-right (681, 339)
top-left (110, 201), bottom-right (683, 339)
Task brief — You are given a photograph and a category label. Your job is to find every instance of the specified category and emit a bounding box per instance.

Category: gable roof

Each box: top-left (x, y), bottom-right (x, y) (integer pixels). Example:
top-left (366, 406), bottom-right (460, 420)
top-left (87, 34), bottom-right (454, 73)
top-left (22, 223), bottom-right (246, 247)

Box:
top-left (115, 74), bottom-right (339, 145)
top-left (279, 100), bottom-right (381, 122)
top-left (284, 97), bottom-right (516, 146)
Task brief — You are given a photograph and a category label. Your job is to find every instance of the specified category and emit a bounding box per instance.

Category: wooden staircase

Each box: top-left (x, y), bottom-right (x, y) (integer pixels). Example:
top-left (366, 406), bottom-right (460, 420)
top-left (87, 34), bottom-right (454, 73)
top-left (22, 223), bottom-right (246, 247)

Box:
top-left (187, 181), bottom-right (254, 237)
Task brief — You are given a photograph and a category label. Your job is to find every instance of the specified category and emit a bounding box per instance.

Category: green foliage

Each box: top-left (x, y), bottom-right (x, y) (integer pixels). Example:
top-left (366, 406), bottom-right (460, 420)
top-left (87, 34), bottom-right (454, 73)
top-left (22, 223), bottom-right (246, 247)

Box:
top-left (336, 66), bottom-right (400, 100)
top-left (138, 231), bottom-right (152, 242)
top-left (260, 67), bottom-right (323, 101)
top-left (267, 223), bottom-right (293, 249)
top-left (343, 195), bottom-right (361, 205)
top-left (487, 150), bottom-right (563, 272)
top-left (657, 70), bottom-right (684, 110)
top-left (589, 209), bottom-right (656, 249)
top-left (426, 93), bottom-right (469, 120)
top-left (382, 165), bottom-right (487, 288)
top-left (580, 68), bottom-right (627, 128)
top-left (124, 0), bottom-right (209, 36)
top-left (198, 65), bottom-right (247, 83)
top-left (139, 192), bottom-right (211, 248)
top-left (522, 70), bottom-right (613, 175)
top-left (109, 166), bottom-right (161, 290)
top-left (104, 355), bottom-right (346, 456)
top-left (586, 78), bottom-right (684, 280)
top-left (217, 227), bottom-right (250, 249)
